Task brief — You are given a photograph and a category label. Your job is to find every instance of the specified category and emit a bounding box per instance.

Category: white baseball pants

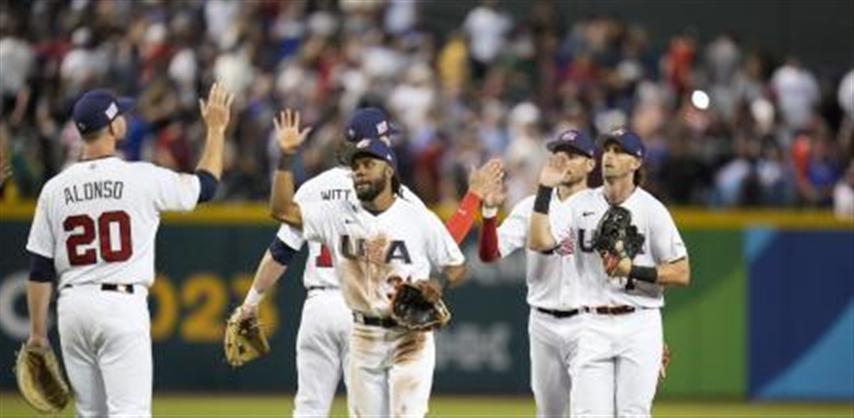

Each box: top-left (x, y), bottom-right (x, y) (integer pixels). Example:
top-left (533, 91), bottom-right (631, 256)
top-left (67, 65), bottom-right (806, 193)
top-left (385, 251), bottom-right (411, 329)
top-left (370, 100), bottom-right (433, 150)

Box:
top-left (57, 284), bottom-right (152, 417)
top-left (569, 308), bottom-right (663, 418)
top-left (346, 323), bottom-right (435, 418)
top-left (293, 289), bottom-right (352, 417)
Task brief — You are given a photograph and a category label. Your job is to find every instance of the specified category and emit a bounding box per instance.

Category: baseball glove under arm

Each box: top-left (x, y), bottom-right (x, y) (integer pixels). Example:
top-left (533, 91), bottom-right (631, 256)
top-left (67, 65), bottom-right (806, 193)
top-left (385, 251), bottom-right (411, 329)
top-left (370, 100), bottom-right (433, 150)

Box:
top-left (223, 308), bottom-right (271, 367)
top-left (15, 343), bottom-right (72, 413)
top-left (390, 279), bottom-right (451, 331)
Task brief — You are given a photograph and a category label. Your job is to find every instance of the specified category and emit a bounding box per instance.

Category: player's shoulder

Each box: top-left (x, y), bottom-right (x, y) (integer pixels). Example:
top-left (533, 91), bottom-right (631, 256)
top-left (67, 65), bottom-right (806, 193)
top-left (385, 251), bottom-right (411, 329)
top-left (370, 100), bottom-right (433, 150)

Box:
top-left (394, 198), bottom-right (442, 224)
top-left (297, 166), bottom-right (351, 192)
top-left (567, 187), bottom-right (600, 208)
top-left (122, 159), bottom-right (169, 175)
top-left (399, 185), bottom-right (426, 208)
top-left (629, 187), bottom-right (672, 219)
top-left (633, 187), bottom-right (668, 210)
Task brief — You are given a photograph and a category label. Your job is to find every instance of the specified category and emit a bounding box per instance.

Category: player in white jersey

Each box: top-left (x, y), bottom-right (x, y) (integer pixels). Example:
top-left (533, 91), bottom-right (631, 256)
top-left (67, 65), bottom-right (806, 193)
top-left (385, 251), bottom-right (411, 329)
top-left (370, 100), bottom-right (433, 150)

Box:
top-left (267, 109), bottom-right (467, 417)
top-left (25, 83), bottom-right (234, 417)
top-left (478, 129), bottom-right (596, 417)
top-left (530, 129), bottom-right (690, 417)
top-left (232, 107), bottom-right (499, 417)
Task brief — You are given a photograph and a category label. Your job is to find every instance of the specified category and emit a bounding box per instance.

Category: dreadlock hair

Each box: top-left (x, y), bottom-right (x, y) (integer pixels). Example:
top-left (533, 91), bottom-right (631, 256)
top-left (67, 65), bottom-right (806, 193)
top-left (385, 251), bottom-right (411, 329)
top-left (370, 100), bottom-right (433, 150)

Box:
top-left (633, 166), bottom-right (645, 186)
top-left (391, 174), bottom-right (403, 197)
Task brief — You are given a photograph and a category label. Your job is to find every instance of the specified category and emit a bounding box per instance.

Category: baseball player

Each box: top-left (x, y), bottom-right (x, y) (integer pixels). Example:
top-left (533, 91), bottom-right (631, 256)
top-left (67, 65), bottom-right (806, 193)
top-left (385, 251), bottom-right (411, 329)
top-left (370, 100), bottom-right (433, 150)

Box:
top-left (266, 108), bottom-right (467, 417)
top-left (529, 129), bottom-right (690, 417)
top-left (233, 108), bottom-right (501, 417)
top-left (25, 83), bottom-right (234, 417)
top-left (478, 129), bottom-right (596, 417)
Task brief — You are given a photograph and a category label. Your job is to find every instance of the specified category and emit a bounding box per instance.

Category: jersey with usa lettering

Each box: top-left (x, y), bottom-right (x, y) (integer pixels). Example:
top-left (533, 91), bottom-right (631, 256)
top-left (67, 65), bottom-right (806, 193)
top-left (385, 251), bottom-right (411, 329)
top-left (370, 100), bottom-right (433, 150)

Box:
top-left (554, 186), bottom-right (687, 308)
top-left (299, 196), bottom-right (463, 316)
top-left (26, 156), bottom-right (200, 288)
top-left (275, 166), bottom-right (425, 288)
top-left (495, 190), bottom-right (585, 310)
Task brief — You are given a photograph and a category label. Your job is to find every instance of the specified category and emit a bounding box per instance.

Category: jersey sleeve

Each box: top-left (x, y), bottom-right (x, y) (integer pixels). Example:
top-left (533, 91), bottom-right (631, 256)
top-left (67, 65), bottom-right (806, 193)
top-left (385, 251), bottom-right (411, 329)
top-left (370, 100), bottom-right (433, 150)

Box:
top-left (648, 203), bottom-right (688, 264)
top-left (496, 198), bottom-right (532, 257)
top-left (275, 223), bottom-right (305, 250)
top-left (26, 190), bottom-right (55, 258)
top-left (148, 164), bottom-right (201, 212)
top-left (424, 210), bottom-right (465, 267)
top-left (400, 185), bottom-right (427, 209)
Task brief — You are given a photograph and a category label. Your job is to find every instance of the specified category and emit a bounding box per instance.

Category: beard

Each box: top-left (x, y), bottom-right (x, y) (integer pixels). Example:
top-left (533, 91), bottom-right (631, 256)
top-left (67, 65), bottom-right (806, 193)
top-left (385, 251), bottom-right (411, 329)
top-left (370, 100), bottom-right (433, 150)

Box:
top-left (354, 174), bottom-right (387, 201)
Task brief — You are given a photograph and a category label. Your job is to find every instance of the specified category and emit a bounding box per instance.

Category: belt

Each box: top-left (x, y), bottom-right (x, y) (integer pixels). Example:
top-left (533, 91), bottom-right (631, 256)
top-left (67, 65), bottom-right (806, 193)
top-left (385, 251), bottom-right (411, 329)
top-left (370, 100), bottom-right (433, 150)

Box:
top-left (307, 286), bottom-right (339, 292)
top-left (64, 283), bottom-right (135, 294)
top-left (352, 312), bottom-right (398, 328)
top-left (100, 283), bottom-right (135, 294)
top-left (536, 305), bottom-right (636, 318)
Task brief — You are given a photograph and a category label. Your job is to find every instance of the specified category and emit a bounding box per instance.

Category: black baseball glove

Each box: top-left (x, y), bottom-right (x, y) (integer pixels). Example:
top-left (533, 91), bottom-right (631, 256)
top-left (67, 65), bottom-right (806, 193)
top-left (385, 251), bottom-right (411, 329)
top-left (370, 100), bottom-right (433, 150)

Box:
top-left (593, 206), bottom-right (645, 282)
top-left (390, 279), bottom-right (451, 331)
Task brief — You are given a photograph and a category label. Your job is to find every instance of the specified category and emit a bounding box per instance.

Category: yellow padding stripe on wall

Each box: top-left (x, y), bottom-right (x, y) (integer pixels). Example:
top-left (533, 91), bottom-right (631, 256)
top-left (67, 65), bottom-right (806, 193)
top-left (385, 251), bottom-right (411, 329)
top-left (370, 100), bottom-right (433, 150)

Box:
top-left (1, 202), bottom-right (852, 229)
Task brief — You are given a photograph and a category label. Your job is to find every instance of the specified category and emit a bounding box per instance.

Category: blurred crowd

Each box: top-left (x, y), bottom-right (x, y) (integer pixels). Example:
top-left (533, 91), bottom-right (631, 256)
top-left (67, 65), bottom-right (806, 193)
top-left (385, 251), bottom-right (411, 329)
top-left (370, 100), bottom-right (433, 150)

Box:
top-left (1, 0), bottom-right (852, 216)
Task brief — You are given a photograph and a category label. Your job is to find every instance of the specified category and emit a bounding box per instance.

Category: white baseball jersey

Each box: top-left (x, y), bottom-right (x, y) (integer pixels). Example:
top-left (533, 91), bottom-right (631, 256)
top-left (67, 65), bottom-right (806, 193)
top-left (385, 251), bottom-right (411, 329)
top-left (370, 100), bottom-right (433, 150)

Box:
top-left (26, 156), bottom-right (200, 288)
top-left (299, 196), bottom-right (464, 316)
top-left (276, 166), bottom-right (425, 288)
top-left (495, 189), bottom-right (585, 310)
top-left (554, 186), bottom-right (687, 308)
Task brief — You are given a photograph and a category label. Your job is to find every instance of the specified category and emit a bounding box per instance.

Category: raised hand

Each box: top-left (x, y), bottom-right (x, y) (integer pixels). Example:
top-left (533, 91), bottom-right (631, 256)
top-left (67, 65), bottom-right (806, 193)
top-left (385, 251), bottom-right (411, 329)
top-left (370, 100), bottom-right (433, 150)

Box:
top-left (483, 183), bottom-right (507, 209)
top-left (468, 158), bottom-right (504, 199)
top-left (539, 154), bottom-right (569, 187)
top-left (199, 81), bottom-right (235, 134)
top-left (273, 109), bottom-right (312, 155)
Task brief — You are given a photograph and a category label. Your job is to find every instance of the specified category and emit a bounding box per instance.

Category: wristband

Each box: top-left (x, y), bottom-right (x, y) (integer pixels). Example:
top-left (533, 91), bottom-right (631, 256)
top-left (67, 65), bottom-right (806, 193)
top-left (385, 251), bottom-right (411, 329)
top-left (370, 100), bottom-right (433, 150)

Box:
top-left (277, 153), bottom-right (294, 170)
top-left (482, 205), bottom-right (499, 219)
top-left (243, 287), bottom-right (264, 307)
top-left (629, 265), bottom-right (658, 283)
top-left (533, 185), bottom-right (553, 214)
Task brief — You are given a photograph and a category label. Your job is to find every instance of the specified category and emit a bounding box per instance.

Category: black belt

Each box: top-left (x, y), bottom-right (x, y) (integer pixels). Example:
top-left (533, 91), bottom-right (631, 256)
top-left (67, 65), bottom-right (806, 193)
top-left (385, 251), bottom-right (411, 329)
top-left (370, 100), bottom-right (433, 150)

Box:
top-left (307, 286), bottom-right (338, 292)
top-left (352, 312), bottom-right (398, 328)
top-left (64, 283), bottom-right (135, 294)
top-left (100, 283), bottom-right (135, 294)
top-left (536, 305), bottom-right (636, 318)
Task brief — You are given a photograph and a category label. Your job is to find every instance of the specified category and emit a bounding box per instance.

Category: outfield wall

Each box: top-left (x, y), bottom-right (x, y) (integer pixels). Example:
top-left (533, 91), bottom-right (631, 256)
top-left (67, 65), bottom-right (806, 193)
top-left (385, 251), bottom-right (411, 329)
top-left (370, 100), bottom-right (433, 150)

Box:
top-left (0, 204), bottom-right (851, 400)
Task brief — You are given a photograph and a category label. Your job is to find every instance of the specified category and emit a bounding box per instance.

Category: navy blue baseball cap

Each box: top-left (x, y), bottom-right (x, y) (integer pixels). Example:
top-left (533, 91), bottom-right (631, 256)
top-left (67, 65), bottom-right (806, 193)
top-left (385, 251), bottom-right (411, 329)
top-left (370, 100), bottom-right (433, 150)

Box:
top-left (601, 128), bottom-right (646, 159)
top-left (348, 138), bottom-right (398, 172)
top-left (546, 129), bottom-right (595, 158)
top-left (345, 107), bottom-right (397, 143)
top-left (72, 89), bottom-right (134, 135)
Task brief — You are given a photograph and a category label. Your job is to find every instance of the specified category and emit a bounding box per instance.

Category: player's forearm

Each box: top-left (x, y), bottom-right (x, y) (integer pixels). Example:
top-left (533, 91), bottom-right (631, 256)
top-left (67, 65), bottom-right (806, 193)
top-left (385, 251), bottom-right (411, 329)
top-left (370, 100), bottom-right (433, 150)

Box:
top-left (270, 156), bottom-right (302, 227)
top-left (195, 128), bottom-right (225, 180)
top-left (654, 258), bottom-right (691, 286)
top-left (444, 192), bottom-right (481, 244)
top-left (478, 213), bottom-right (500, 262)
top-left (243, 251), bottom-right (287, 308)
top-left (528, 185), bottom-right (557, 251)
top-left (26, 281), bottom-right (53, 339)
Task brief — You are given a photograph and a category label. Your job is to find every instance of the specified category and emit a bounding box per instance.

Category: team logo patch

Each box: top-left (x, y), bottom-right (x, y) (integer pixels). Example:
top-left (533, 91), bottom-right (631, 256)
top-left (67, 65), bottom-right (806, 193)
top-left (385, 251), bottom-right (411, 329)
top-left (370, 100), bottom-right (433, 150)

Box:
top-left (555, 226), bottom-right (575, 256)
top-left (612, 128), bottom-right (626, 136)
top-left (105, 102), bottom-right (118, 119)
top-left (356, 139), bottom-right (371, 149)
top-left (376, 120), bottom-right (388, 135)
top-left (562, 131), bottom-right (577, 141)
